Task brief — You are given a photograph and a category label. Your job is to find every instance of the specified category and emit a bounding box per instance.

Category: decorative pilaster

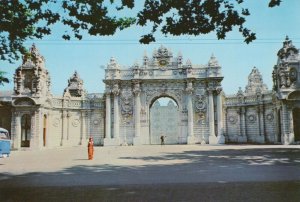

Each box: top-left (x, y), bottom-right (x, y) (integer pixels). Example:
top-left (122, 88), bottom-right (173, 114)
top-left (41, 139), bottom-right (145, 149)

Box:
top-left (31, 110), bottom-right (38, 149)
top-left (61, 111), bottom-right (68, 146)
top-left (288, 105), bottom-right (294, 144)
top-left (239, 107), bottom-right (247, 142)
top-left (113, 85), bottom-right (120, 139)
top-left (80, 111), bottom-right (87, 145)
top-left (216, 87), bottom-right (225, 144)
top-left (186, 81), bottom-right (194, 144)
top-left (13, 112), bottom-right (21, 149)
top-left (45, 112), bottom-right (51, 148)
top-left (208, 88), bottom-right (217, 144)
top-left (258, 105), bottom-right (265, 143)
top-left (282, 103), bottom-right (289, 144)
top-left (105, 92), bottom-right (111, 139)
top-left (133, 81), bottom-right (142, 145)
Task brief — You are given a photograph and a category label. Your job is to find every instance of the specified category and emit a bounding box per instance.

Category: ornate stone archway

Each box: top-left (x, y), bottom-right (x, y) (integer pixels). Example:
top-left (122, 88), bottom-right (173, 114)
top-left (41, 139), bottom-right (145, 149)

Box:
top-left (149, 95), bottom-right (180, 144)
top-left (103, 46), bottom-right (225, 146)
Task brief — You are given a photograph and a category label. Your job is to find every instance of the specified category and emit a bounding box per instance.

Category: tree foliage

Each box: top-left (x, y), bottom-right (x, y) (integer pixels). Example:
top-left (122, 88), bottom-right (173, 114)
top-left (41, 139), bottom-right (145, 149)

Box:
top-left (0, 0), bottom-right (282, 64)
top-left (0, 71), bottom-right (9, 86)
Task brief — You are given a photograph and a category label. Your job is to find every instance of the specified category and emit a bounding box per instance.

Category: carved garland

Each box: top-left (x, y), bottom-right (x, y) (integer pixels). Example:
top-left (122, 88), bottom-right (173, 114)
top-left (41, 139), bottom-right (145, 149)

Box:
top-left (146, 88), bottom-right (182, 106)
top-left (120, 88), bottom-right (133, 117)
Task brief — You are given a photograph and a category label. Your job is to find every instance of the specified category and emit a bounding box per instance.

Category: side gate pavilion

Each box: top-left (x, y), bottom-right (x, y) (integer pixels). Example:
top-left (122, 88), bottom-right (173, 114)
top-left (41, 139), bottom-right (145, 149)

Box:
top-left (0, 37), bottom-right (300, 150)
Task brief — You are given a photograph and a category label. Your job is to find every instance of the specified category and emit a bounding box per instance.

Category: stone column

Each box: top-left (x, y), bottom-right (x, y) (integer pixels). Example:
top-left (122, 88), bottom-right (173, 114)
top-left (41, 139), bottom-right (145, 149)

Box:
top-left (216, 87), bottom-right (225, 144)
top-left (105, 93), bottom-right (111, 139)
top-left (80, 111), bottom-right (87, 145)
top-left (133, 82), bottom-right (142, 145)
top-left (13, 112), bottom-right (21, 149)
top-left (113, 84), bottom-right (120, 143)
top-left (31, 110), bottom-right (37, 149)
top-left (288, 106), bottom-right (294, 144)
top-left (224, 106), bottom-right (228, 139)
top-left (282, 103), bottom-right (289, 144)
top-left (274, 108), bottom-right (280, 143)
top-left (239, 107), bottom-right (247, 142)
top-left (186, 81), bottom-right (194, 144)
top-left (208, 88), bottom-right (217, 144)
top-left (46, 112), bottom-right (51, 148)
top-left (258, 105), bottom-right (265, 143)
top-left (61, 111), bottom-right (67, 146)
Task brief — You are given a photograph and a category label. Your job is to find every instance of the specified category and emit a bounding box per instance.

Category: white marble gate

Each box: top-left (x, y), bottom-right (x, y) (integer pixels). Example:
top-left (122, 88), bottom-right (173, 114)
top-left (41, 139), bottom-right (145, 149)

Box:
top-left (103, 45), bottom-right (225, 146)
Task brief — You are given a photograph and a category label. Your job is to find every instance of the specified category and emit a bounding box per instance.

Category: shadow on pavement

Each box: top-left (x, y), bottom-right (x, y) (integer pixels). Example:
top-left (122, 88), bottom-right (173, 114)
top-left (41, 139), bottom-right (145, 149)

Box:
top-left (0, 147), bottom-right (300, 201)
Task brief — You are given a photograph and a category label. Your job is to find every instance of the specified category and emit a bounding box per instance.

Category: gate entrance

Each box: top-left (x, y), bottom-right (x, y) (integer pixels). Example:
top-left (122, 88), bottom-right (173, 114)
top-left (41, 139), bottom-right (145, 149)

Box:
top-left (293, 108), bottom-right (300, 142)
top-left (150, 97), bottom-right (179, 144)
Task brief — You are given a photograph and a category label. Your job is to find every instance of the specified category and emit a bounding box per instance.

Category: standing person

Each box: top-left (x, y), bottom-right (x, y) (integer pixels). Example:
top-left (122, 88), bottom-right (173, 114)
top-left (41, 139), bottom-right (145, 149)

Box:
top-left (160, 135), bottom-right (165, 145)
top-left (88, 137), bottom-right (94, 160)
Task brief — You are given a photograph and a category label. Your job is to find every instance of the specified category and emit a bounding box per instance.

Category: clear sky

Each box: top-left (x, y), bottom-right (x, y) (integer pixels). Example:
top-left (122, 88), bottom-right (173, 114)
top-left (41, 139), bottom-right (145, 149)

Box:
top-left (1, 0), bottom-right (300, 95)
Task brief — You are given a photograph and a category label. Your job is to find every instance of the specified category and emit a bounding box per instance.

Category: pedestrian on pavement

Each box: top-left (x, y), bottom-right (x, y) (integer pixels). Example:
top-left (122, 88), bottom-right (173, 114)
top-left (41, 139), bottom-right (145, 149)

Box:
top-left (160, 135), bottom-right (165, 145)
top-left (88, 137), bottom-right (94, 160)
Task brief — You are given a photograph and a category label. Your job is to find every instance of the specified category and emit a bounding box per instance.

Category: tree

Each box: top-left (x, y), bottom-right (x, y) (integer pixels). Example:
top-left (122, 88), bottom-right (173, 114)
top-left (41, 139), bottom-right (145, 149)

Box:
top-left (0, 71), bottom-right (9, 86)
top-left (0, 0), bottom-right (282, 63)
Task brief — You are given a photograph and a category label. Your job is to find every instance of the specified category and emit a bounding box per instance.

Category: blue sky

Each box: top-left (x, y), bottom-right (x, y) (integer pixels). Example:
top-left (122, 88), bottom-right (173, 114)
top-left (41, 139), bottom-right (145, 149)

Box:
top-left (1, 0), bottom-right (300, 95)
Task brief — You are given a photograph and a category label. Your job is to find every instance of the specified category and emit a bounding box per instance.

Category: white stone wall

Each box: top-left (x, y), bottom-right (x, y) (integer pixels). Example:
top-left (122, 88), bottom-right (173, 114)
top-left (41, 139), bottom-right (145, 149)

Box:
top-left (48, 111), bottom-right (63, 147)
top-left (89, 111), bottom-right (105, 145)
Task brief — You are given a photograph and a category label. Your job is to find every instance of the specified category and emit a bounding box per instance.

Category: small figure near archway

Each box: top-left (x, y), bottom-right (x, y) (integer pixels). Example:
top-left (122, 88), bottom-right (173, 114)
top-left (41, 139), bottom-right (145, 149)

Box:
top-left (160, 135), bottom-right (165, 145)
top-left (88, 137), bottom-right (94, 160)
top-left (150, 97), bottom-right (179, 145)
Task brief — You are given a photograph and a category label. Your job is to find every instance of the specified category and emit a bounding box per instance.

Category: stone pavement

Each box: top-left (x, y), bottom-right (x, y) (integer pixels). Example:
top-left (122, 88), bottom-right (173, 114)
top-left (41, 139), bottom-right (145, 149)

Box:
top-left (0, 145), bottom-right (300, 201)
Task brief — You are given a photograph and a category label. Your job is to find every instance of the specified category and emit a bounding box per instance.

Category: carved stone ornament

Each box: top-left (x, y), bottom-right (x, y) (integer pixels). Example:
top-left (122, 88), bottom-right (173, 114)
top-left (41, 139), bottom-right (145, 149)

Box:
top-left (277, 36), bottom-right (299, 60)
top-left (72, 119), bottom-right (80, 127)
top-left (197, 112), bottom-right (206, 125)
top-left (93, 119), bottom-right (100, 125)
top-left (195, 94), bottom-right (207, 112)
top-left (121, 88), bottom-right (133, 117)
top-left (216, 86), bottom-right (223, 94)
top-left (245, 67), bottom-right (268, 95)
top-left (266, 113), bottom-right (274, 121)
top-left (112, 83), bottom-right (120, 96)
top-left (133, 82), bottom-right (141, 95)
top-left (53, 118), bottom-right (60, 127)
top-left (247, 114), bottom-right (257, 123)
top-left (208, 54), bottom-right (219, 67)
top-left (186, 82), bottom-right (194, 94)
top-left (14, 98), bottom-right (35, 106)
top-left (228, 115), bottom-right (237, 124)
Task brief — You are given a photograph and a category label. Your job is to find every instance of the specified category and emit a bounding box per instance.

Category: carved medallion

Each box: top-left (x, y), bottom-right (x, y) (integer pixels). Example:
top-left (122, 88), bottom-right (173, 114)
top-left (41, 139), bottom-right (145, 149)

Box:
top-left (247, 114), bottom-right (257, 123)
top-left (53, 118), bottom-right (60, 127)
top-left (93, 119), bottom-right (100, 125)
top-left (228, 115), bottom-right (237, 124)
top-left (266, 114), bottom-right (274, 121)
top-left (72, 119), bottom-right (80, 127)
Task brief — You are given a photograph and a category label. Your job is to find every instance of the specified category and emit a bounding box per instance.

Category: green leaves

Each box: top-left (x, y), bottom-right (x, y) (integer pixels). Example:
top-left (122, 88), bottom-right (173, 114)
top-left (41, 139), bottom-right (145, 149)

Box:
top-left (137, 0), bottom-right (260, 44)
top-left (0, 71), bottom-right (9, 86)
top-left (0, 0), bottom-right (283, 63)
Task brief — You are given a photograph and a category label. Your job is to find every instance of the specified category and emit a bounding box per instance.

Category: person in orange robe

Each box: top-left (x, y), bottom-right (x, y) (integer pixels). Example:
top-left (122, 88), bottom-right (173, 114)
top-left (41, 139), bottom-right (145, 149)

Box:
top-left (88, 137), bottom-right (94, 160)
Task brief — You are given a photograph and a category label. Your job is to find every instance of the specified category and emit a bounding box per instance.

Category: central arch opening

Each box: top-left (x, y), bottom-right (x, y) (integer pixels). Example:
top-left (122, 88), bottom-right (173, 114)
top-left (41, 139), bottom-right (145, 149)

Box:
top-left (149, 97), bottom-right (180, 144)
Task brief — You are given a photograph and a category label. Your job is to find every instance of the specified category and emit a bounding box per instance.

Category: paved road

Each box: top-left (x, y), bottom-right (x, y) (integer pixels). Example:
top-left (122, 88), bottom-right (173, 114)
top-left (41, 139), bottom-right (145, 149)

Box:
top-left (0, 145), bottom-right (300, 201)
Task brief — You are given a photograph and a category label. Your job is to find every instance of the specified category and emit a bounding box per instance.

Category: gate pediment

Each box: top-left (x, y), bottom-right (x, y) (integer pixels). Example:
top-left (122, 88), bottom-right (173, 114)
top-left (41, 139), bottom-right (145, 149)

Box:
top-left (287, 91), bottom-right (300, 100)
top-left (13, 97), bottom-right (36, 106)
